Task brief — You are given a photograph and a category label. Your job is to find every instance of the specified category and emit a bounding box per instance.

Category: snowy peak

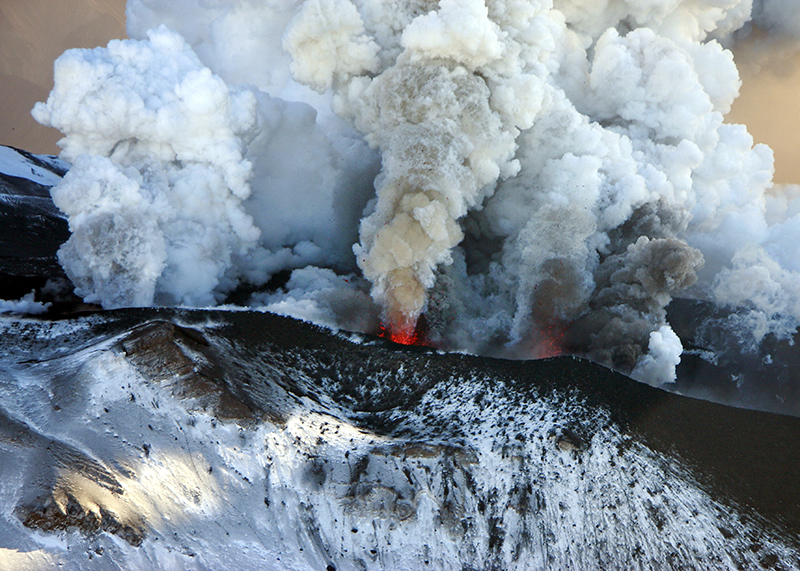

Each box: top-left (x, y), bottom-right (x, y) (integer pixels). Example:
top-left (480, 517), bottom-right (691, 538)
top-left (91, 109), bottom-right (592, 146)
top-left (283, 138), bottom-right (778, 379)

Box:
top-left (0, 145), bottom-right (69, 289)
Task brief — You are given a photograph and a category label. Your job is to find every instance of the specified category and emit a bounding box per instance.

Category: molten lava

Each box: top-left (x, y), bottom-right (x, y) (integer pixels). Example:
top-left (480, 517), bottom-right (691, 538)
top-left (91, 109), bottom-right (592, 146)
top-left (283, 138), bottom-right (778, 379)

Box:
top-left (534, 322), bottom-right (566, 359)
top-left (378, 315), bottom-right (428, 346)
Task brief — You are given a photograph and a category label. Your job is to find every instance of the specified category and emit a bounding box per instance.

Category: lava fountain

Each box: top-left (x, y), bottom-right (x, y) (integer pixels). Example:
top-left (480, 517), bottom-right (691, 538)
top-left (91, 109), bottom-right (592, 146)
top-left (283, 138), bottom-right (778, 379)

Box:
top-left (378, 314), bottom-right (429, 346)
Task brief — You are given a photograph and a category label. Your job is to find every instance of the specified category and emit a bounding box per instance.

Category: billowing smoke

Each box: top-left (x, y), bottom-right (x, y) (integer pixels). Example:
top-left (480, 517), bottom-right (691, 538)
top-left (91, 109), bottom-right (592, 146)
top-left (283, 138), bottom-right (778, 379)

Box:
top-left (749, 0), bottom-right (800, 37)
top-left (283, 0), bottom-right (542, 336)
top-left (32, 0), bottom-right (800, 385)
top-left (33, 27), bottom-right (261, 307)
top-left (34, 23), bottom-right (378, 308)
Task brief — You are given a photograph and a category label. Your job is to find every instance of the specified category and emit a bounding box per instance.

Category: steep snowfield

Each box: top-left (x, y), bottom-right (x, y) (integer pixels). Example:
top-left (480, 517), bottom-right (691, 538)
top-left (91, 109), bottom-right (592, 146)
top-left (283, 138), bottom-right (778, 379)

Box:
top-left (0, 308), bottom-right (798, 570)
top-left (0, 146), bottom-right (67, 191)
top-left (0, 145), bottom-right (70, 290)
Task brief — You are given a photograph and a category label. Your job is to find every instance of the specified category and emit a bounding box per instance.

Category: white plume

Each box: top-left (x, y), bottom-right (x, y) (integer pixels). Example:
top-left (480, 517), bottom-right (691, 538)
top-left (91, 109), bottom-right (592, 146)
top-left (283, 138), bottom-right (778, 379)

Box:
top-left (33, 27), bottom-right (260, 307)
top-left (31, 0), bottom-right (800, 384)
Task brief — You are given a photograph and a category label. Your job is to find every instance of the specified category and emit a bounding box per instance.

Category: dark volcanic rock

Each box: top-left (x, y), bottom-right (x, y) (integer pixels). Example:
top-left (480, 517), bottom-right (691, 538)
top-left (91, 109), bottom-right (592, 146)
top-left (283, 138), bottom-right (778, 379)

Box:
top-left (0, 145), bottom-right (70, 300)
top-left (18, 492), bottom-right (145, 547)
top-left (669, 297), bottom-right (800, 417)
top-left (120, 320), bottom-right (256, 421)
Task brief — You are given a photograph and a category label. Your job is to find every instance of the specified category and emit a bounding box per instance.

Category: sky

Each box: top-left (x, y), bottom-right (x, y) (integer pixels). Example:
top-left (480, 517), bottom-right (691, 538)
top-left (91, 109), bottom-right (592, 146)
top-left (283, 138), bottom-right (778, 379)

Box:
top-left (0, 0), bottom-right (126, 154)
top-left (727, 31), bottom-right (800, 184)
top-left (1, 0), bottom-right (798, 183)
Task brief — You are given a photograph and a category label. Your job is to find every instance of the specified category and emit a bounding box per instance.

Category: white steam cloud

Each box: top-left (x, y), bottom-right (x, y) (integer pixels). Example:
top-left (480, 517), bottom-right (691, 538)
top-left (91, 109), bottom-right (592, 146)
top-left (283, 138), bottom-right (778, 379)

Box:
top-left (32, 0), bottom-right (800, 383)
top-left (33, 27), bottom-right (261, 307)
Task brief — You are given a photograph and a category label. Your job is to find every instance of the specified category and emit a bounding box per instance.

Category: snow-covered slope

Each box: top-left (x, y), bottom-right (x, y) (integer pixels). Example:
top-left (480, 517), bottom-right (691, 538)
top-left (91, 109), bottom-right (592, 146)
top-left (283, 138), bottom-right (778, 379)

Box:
top-left (1, 308), bottom-right (798, 570)
top-left (0, 146), bottom-right (67, 191)
top-left (0, 145), bottom-right (69, 286)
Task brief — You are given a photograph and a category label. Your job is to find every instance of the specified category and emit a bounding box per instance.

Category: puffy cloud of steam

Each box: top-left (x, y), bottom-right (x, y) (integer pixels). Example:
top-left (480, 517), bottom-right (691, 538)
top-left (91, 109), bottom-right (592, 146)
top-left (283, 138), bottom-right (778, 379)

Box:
top-left (282, 0), bottom-right (380, 93)
top-left (125, 0), bottom-right (302, 99)
top-left (32, 0), bottom-right (800, 385)
top-left (251, 266), bottom-right (380, 333)
top-left (33, 27), bottom-right (261, 307)
top-left (631, 325), bottom-right (684, 386)
top-left (0, 291), bottom-right (51, 315)
top-left (34, 24), bottom-right (378, 308)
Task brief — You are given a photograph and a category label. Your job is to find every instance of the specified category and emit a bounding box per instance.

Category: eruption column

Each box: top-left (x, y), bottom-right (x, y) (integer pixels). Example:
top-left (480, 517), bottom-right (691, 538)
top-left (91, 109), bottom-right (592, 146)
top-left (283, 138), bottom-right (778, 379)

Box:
top-left (31, 0), bottom-right (800, 386)
top-left (284, 0), bottom-right (543, 337)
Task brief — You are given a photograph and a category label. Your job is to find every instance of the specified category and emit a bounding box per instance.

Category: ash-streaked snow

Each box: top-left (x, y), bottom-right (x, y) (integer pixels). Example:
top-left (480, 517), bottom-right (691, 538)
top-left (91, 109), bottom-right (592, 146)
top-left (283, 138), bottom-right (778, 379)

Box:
top-left (0, 308), bottom-right (799, 570)
top-left (0, 146), bottom-right (67, 190)
top-left (0, 146), bottom-right (70, 286)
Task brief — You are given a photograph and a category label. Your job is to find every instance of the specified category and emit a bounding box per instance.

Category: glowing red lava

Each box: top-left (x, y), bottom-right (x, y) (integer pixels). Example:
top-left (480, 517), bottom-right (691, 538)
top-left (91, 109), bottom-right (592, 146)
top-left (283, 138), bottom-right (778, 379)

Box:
top-left (535, 322), bottom-right (566, 358)
top-left (378, 315), bottom-right (428, 346)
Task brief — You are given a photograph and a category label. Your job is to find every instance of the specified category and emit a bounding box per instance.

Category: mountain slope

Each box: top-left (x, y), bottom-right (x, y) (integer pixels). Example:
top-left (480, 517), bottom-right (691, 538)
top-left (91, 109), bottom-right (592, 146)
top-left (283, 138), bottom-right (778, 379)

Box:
top-left (0, 308), bottom-right (798, 570)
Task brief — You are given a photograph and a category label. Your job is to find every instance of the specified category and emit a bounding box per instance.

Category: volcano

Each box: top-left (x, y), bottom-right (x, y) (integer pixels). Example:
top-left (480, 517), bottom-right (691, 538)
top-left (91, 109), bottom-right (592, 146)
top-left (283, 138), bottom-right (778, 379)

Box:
top-left (2, 306), bottom-right (800, 570)
top-left (2, 147), bottom-right (800, 569)
top-left (5, 0), bottom-right (800, 565)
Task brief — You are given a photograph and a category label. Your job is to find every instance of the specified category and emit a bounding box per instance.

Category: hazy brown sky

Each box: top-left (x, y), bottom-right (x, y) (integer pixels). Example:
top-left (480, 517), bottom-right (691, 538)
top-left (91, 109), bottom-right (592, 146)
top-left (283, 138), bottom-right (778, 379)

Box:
top-left (1, 0), bottom-right (798, 184)
top-left (0, 0), bottom-right (126, 154)
top-left (728, 32), bottom-right (800, 185)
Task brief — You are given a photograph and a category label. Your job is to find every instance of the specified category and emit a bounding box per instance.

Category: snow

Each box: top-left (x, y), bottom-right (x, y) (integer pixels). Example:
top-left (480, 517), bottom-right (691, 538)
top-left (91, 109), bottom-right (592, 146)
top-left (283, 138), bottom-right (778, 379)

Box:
top-left (0, 309), bottom-right (798, 569)
top-left (0, 146), bottom-right (66, 187)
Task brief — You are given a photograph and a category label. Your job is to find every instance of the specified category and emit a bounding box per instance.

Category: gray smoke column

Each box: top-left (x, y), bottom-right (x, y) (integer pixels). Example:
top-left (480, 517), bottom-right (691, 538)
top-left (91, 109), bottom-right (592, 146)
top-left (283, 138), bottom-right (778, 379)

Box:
top-left (283, 0), bottom-right (541, 337)
top-left (31, 0), bottom-right (800, 385)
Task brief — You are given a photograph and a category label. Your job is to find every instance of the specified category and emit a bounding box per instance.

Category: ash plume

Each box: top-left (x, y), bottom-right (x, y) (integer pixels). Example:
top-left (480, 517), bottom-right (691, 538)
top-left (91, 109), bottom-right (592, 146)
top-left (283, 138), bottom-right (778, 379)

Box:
top-left (30, 0), bottom-right (800, 384)
top-left (283, 0), bottom-right (539, 335)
